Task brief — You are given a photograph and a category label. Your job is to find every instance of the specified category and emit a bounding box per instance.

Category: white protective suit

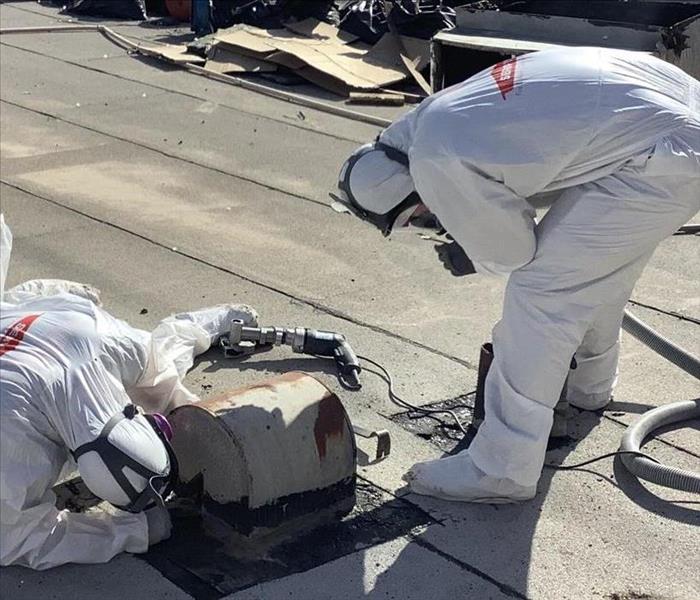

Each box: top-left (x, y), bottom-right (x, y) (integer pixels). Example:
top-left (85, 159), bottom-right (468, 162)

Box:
top-left (0, 218), bottom-right (258, 568)
top-left (381, 48), bottom-right (700, 497)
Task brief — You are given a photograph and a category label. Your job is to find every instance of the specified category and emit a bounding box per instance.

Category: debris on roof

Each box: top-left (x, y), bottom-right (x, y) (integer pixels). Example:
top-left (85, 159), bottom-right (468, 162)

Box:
top-left (59, 0), bottom-right (148, 20)
top-left (137, 42), bottom-right (207, 65)
top-left (209, 1), bottom-right (463, 43)
top-left (203, 18), bottom-right (430, 94)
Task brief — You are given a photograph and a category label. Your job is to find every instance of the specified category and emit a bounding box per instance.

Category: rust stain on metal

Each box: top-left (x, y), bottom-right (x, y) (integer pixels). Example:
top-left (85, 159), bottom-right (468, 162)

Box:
top-left (197, 372), bottom-right (329, 415)
top-left (199, 383), bottom-right (277, 413)
top-left (314, 395), bottom-right (346, 460)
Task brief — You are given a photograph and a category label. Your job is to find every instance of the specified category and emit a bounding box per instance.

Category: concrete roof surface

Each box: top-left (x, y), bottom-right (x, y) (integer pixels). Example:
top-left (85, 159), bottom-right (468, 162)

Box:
top-left (0, 2), bottom-right (698, 599)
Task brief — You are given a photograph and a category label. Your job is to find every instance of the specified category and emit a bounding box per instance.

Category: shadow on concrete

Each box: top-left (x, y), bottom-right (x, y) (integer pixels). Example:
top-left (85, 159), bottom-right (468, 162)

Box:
top-left (612, 458), bottom-right (700, 525)
top-left (372, 406), bottom-right (700, 598)
top-left (605, 399), bottom-right (656, 415)
top-left (194, 349), bottom-right (345, 383)
top-left (368, 410), bottom-right (605, 599)
top-left (146, 32), bottom-right (197, 46)
top-left (128, 53), bottom-right (185, 73)
top-left (143, 481), bottom-right (436, 600)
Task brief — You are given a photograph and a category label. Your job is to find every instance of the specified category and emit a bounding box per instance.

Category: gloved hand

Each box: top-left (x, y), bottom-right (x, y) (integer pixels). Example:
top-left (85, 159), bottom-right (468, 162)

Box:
top-left (145, 506), bottom-right (172, 546)
top-left (435, 242), bottom-right (476, 276)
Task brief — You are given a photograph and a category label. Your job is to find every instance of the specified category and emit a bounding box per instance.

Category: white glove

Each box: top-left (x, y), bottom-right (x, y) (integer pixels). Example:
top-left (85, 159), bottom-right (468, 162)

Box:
top-left (145, 506), bottom-right (172, 546)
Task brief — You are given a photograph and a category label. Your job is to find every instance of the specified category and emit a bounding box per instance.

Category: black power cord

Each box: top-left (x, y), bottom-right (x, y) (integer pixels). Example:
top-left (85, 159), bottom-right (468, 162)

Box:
top-left (544, 450), bottom-right (659, 471)
top-left (357, 354), bottom-right (470, 435)
top-left (354, 355), bottom-right (662, 472)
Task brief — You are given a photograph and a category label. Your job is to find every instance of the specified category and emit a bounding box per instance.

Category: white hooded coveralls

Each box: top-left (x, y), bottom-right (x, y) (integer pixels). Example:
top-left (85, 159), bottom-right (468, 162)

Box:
top-left (0, 225), bottom-right (257, 569)
top-left (380, 48), bottom-right (700, 488)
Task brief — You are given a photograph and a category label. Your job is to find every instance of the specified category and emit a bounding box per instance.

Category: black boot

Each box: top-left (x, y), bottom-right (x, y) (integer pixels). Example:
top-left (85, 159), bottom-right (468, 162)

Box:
top-left (471, 342), bottom-right (493, 432)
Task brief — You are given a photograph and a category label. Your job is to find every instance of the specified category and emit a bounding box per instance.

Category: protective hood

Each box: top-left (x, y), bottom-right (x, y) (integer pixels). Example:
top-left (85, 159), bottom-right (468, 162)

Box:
top-left (334, 141), bottom-right (418, 236)
top-left (75, 406), bottom-right (174, 512)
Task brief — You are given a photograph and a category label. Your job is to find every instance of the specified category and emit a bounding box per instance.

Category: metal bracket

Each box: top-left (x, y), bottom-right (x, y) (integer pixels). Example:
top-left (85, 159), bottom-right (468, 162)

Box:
top-left (219, 335), bottom-right (257, 359)
top-left (352, 425), bottom-right (391, 462)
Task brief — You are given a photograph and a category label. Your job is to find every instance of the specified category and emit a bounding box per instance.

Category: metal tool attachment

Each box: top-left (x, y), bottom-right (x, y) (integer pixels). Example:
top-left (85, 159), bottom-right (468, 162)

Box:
top-left (221, 320), bottom-right (362, 389)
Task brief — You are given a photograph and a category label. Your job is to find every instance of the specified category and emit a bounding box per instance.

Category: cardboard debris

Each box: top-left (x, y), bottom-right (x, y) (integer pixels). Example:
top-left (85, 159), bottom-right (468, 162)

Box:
top-left (214, 27), bottom-right (280, 56)
top-left (283, 18), bottom-right (359, 44)
top-left (137, 43), bottom-right (206, 66)
top-left (266, 51), bottom-right (307, 71)
top-left (205, 45), bottom-right (277, 74)
top-left (209, 18), bottom-right (428, 94)
top-left (401, 36), bottom-right (431, 72)
top-left (262, 35), bottom-right (406, 89)
top-left (296, 66), bottom-right (350, 97)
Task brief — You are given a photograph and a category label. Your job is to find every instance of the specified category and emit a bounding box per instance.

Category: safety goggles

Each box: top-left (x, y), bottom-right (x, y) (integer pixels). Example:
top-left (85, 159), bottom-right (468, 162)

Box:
top-left (72, 405), bottom-right (179, 513)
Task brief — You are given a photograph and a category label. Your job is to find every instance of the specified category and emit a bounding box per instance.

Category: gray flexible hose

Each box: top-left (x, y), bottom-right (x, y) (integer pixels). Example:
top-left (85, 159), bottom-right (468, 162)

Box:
top-left (619, 399), bottom-right (700, 493)
top-left (622, 309), bottom-right (700, 380)
top-left (619, 309), bottom-right (700, 493)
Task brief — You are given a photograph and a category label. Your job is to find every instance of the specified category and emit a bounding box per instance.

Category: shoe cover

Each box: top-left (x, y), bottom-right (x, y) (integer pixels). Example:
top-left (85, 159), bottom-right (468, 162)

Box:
top-left (404, 451), bottom-right (536, 504)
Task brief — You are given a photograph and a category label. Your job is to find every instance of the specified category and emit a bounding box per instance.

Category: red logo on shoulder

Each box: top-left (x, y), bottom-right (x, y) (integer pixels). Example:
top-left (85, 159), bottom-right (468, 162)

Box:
top-left (491, 58), bottom-right (518, 99)
top-left (0, 314), bottom-right (42, 357)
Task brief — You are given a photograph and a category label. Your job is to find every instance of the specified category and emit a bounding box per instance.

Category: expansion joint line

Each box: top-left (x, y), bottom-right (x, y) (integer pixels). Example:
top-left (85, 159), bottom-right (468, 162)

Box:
top-left (355, 476), bottom-right (528, 599)
top-left (0, 39), bottom-right (368, 145)
top-left (410, 536), bottom-right (530, 599)
top-left (0, 97), bottom-right (328, 210)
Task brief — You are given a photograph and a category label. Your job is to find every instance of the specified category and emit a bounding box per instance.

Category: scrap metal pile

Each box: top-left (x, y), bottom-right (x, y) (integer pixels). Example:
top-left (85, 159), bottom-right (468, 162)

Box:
top-left (53, 1), bottom-right (479, 39)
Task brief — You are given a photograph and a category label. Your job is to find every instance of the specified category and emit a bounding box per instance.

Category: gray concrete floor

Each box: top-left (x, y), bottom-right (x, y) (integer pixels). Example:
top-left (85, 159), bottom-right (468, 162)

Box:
top-left (0, 2), bottom-right (698, 599)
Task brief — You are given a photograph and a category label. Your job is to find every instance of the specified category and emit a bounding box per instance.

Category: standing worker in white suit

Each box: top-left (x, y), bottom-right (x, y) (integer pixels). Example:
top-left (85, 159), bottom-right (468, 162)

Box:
top-left (0, 217), bottom-right (258, 569)
top-left (333, 47), bottom-right (699, 503)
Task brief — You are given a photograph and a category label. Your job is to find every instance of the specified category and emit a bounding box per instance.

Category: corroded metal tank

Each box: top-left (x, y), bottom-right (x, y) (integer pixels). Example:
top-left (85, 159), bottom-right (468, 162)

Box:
top-left (169, 372), bottom-right (356, 540)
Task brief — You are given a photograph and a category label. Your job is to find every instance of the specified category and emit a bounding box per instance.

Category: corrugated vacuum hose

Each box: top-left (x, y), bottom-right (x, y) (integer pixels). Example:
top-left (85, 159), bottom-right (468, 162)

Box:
top-left (619, 310), bottom-right (700, 493)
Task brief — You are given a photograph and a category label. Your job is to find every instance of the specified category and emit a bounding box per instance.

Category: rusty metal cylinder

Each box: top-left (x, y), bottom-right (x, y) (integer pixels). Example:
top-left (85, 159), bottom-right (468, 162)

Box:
top-left (169, 372), bottom-right (356, 536)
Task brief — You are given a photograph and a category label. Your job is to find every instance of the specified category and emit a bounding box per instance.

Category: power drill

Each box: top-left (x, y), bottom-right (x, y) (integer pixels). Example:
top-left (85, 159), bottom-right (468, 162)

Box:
top-left (220, 320), bottom-right (362, 390)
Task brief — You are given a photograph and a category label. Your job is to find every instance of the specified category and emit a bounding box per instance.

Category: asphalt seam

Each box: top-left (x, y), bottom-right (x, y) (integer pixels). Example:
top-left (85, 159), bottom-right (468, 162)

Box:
top-left (356, 475), bottom-right (534, 599)
top-left (0, 178), bottom-right (477, 370)
top-left (0, 97), bottom-right (330, 209)
top-left (628, 298), bottom-right (700, 325)
top-left (409, 536), bottom-right (530, 599)
top-left (0, 39), bottom-right (369, 145)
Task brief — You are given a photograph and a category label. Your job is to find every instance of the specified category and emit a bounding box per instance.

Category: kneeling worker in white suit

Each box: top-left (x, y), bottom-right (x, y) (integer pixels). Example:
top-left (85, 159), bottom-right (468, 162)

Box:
top-left (0, 225), bottom-right (257, 569)
top-left (334, 47), bottom-right (699, 503)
